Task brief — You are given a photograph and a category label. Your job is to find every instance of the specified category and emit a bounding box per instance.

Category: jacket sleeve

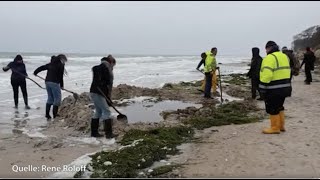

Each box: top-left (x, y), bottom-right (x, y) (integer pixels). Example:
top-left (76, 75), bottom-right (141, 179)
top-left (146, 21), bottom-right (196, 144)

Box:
top-left (34, 64), bottom-right (49, 75)
top-left (260, 55), bottom-right (275, 84)
top-left (59, 65), bottom-right (64, 88)
top-left (103, 66), bottom-right (112, 98)
top-left (2, 62), bottom-right (13, 72)
top-left (247, 59), bottom-right (256, 77)
top-left (196, 59), bottom-right (204, 69)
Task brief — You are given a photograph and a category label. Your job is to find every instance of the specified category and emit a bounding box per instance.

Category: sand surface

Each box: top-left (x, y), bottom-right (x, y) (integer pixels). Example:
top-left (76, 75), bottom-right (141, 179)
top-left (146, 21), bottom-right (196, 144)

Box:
top-left (175, 74), bottom-right (320, 178)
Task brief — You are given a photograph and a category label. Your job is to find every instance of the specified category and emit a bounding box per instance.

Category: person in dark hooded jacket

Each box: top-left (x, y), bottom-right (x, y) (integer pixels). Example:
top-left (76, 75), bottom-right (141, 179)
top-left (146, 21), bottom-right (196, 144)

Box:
top-left (33, 55), bottom-right (65, 120)
top-left (2, 55), bottom-right (30, 109)
top-left (300, 47), bottom-right (316, 85)
top-left (247, 47), bottom-right (263, 100)
top-left (89, 56), bottom-right (117, 139)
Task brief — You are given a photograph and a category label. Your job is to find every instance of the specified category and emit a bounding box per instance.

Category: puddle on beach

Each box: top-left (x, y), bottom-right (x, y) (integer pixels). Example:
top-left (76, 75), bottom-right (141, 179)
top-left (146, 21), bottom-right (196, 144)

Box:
top-left (112, 97), bottom-right (202, 123)
top-left (219, 90), bottom-right (244, 104)
top-left (0, 106), bottom-right (48, 136)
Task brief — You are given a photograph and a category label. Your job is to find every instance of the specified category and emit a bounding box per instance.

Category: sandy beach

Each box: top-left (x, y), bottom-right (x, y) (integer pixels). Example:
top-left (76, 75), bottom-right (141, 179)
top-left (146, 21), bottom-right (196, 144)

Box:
top-left (174, 73), bottom-right (320, 178)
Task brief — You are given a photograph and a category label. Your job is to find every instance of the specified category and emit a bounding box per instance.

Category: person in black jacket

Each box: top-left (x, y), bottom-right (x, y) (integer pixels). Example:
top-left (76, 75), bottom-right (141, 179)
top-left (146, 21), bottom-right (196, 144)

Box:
top-left (247, 47), bottom-right (263, 100)
top-left (33, 55), bottom-right (65, 119)
top-left (196, 52), bottom-right (207, 92)
top-left (2, 55), bottom-right (30, 109)
top-left (89, 56), bottom-right (117, 139)
top-left (300, 47), bottom-right (316, 85)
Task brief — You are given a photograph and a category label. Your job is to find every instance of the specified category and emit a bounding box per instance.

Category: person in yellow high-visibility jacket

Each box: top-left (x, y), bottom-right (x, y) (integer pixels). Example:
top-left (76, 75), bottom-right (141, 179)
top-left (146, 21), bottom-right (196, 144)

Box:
top-left (196, 53), bottom-right (217, 93)
top-left (203, 47), bottom-right (218, 98)
top-left (259, 41), bottom-right (292, 134)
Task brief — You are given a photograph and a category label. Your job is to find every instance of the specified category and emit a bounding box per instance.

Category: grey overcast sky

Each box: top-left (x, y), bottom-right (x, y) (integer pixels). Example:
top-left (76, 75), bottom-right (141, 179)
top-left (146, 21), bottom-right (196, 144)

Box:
top-left (0, 1), bottom-right (320, 55)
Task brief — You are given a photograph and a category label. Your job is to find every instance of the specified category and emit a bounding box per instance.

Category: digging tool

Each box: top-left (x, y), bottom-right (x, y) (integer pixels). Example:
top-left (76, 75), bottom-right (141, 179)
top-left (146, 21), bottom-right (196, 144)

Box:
top-left (10, 68), bottom-right (46, 89)
top-left (35, 75), bottom-right (79, 105)
top-left (217, 67), bottom-right (224, 104)
top-left (197, 68), bottom-right (205, 74)
top-left (97, 87), bottom-right (128, 122)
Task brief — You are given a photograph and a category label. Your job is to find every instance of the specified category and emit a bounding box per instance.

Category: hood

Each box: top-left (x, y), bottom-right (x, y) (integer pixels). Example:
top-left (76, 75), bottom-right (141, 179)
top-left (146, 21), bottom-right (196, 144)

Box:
top-left (252, 47), bottom-right (260, 57)
top-left (13, 55), bottom-right (23, 63)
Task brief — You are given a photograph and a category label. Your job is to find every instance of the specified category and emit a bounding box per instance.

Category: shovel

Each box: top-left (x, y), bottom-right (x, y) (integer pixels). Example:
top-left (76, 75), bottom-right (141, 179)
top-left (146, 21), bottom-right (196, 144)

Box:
top-left (35, 75), bottom-right (80, 105)
top-left (197, 68), bottom-right (205, 74)
top-left (97, 87), bottom-right (128, 122)
top-left (10, 69), bottom-right (46, 89)
top-left (217, 67), bottom-right (224, 104)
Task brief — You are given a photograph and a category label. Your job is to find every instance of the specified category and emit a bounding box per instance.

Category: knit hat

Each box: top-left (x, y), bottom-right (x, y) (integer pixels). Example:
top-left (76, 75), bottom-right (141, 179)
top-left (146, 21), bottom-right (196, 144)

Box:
top-left (265, 41), bottom-right (277, 48)
top-left (282, 46), bottom-right (288, 51)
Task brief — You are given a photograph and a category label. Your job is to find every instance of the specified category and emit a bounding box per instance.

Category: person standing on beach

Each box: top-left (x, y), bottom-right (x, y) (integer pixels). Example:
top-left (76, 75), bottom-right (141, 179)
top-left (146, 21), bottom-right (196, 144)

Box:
top-left (282, 46), bottom-right (300, 79)
top-left (247, 47), bottom-right (263, 100)
top-left (89, 56), bottom-right (117, 139)
top-left (203, 47), bottom-right (218, 99)
top-left (33, 55), bottom-right (66, 120)
top-left (2, 55), bottom-right (31, 109)
top-left (300, 47), bottom-right (316, 85)
top-left (259, 41), bottom-right (292, 134)
top-left (196, 52), bottom-right (206, 93)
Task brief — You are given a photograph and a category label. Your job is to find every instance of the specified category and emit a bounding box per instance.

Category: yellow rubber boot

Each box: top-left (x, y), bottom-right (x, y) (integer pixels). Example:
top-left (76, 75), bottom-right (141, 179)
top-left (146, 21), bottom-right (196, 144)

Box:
top-left (262, 115), bottom-right (280, 134)
top-left (279, 111), bottom-right (285, 132)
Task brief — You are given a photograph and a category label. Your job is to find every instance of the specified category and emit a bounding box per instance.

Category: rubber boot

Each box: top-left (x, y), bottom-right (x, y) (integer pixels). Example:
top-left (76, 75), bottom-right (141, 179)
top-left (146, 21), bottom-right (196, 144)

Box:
top-left (262, 114), bottom-right (280, 134)
top-left (104, 119), bottom-right (118, 139)
top-left (279, 111), bottom-right (285, 132)
top-left (91, 118), bottom-right (103, 137)
top-left (52, 105), bottom-right (60, 118)
top-left (45, 103), bottom-right (52, 120)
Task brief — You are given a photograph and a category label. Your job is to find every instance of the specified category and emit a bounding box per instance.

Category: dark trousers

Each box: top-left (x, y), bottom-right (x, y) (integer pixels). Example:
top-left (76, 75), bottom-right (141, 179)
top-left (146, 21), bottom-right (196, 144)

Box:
top-left (264, 94), bottom-right (286, 115)
top-left (204, 72), bottom-right (213, 97)
top-left (11, 79), bottom-right (28, 106)
top-left (251, 78), bottom-right (260, 99)
top-left (305, 67), bottom-right (312, 83)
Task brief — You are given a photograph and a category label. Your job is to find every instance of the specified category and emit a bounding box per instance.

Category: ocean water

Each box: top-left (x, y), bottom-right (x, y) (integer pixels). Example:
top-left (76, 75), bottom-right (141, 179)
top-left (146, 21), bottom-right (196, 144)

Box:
top-left (0, 53), bottom-right (250, 135)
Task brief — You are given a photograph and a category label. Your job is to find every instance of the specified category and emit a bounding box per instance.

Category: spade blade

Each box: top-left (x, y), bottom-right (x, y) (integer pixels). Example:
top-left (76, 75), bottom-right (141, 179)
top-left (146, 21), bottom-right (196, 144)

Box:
top-left (117, 114), bottom-right (128, 122)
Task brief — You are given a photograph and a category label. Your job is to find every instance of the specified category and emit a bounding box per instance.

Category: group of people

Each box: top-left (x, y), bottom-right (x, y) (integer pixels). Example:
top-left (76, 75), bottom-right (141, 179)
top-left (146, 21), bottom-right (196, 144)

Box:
top-left (3, 54), bottom-right (67, 117)
top-left (3, 54), bottom-right (117, 139)
top-left (196, 41), bottom-right (316, 134)
top-left (2, 42), bottom-right (317, 138)
top-left (247, 41), bottom-right (316, 134)
top-left (247, 45), bottom-right (316, 100)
